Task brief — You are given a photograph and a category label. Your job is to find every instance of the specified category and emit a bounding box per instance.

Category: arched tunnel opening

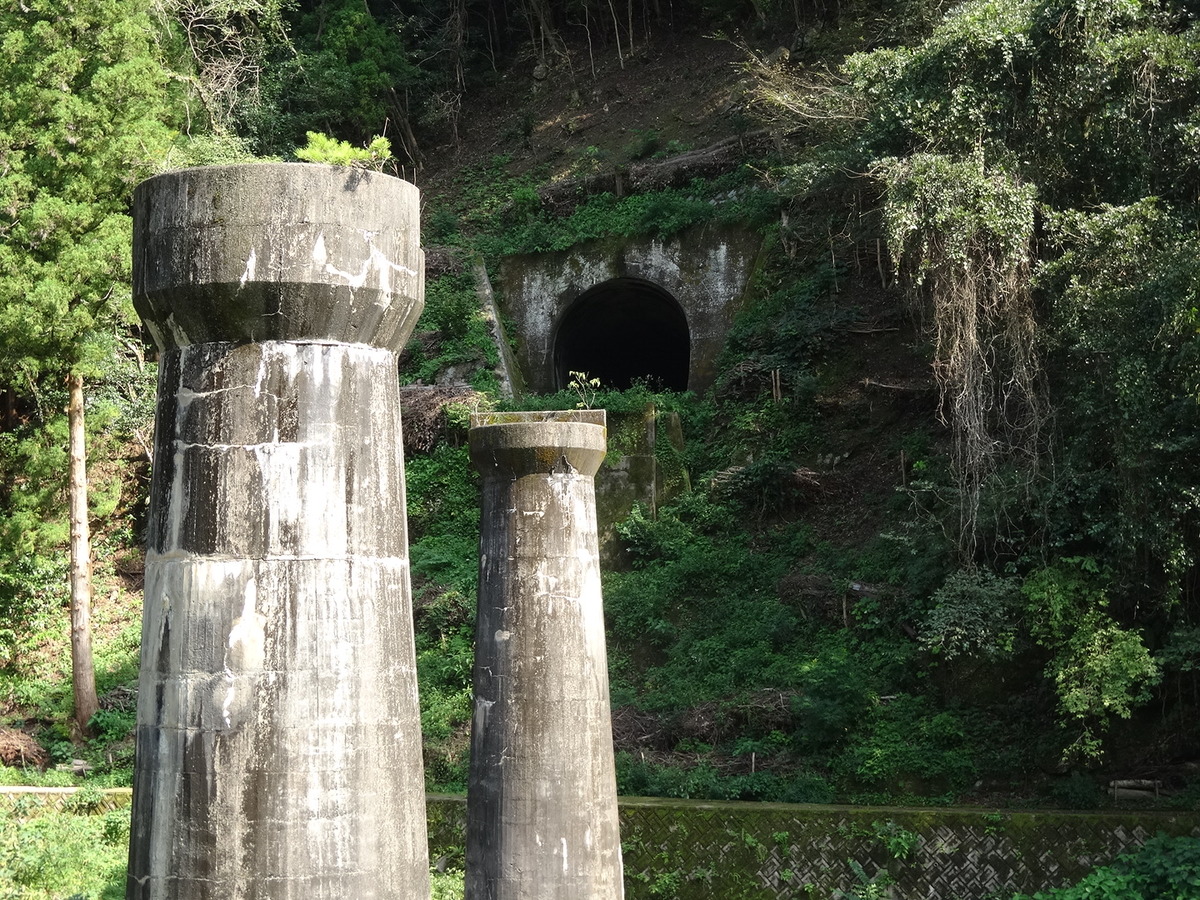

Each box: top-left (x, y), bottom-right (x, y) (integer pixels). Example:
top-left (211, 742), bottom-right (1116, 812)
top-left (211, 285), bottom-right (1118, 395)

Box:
top-left (553, 278), bottom-right (690, 391)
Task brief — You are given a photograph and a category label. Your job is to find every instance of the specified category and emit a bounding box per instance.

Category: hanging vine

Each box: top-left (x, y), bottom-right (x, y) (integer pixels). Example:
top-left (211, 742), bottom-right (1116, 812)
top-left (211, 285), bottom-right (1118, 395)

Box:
top-left (876, 152), bottom-right (1042, 561)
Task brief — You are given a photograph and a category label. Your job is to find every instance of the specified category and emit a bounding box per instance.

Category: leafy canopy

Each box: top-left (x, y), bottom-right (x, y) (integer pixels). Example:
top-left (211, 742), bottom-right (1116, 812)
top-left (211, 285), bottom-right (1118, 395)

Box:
top-left (0, 0), bottom-right (174, 382)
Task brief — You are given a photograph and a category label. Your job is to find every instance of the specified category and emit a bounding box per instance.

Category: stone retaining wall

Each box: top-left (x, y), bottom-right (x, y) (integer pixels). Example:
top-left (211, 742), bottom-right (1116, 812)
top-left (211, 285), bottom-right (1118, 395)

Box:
top-left (7, 788), bottom-right (1197, 898)
top-left (430, 794), bottom-right (1199, 899)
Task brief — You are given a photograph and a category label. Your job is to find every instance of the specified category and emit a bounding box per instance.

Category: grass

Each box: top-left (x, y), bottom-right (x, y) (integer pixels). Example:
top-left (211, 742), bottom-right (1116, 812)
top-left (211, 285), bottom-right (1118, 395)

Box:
top-left (431, 870), bottom-right (465, 900)
top-left (0, 806), bottom-right (128, 900)
top-left (0, 802), bottom-right (467, 900)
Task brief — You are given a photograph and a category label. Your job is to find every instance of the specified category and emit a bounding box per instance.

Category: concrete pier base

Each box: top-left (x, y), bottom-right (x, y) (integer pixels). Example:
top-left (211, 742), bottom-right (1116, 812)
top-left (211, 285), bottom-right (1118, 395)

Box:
top-left (129, 164), bottom-right (430, 900)
top-left (465, 410), bottom-right (624, 900)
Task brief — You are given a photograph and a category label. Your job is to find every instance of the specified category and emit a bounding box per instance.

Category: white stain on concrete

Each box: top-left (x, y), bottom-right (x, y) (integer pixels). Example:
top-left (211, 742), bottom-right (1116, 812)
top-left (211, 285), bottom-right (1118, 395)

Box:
top-left (223, 579), bottom-right (265, 727)
top-left (161, 314), bottom-right (191, 349)
top-left (644, 239), bottom-right (683, 282)
top-left (311, 231), bottom-right (417, 293)
top-left (239, 247), bottom-right (257, 288)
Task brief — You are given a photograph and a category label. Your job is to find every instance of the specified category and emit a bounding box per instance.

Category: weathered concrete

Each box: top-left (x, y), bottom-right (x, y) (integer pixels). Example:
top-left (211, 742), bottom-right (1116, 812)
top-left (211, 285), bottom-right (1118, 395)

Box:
top-left (134, 164), bottom-right (424, 352)
top-left (466, 411), bottom-right (624, 900)
top-left (129, 163), bottom-right (430, 900)
top-left (471, 257), bottom-right (524, 399)
top-left (499, 225), bottom-right (763, 392)
top-left (594, 405), bottom-right (689, 562)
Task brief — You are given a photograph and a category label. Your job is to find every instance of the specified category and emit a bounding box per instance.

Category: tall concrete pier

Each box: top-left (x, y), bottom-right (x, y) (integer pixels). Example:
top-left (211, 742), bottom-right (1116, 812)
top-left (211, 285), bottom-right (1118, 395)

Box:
top-left (128, 164), bottom-right (430, 900)
top-left (466, 410), bottom-right (624, 900)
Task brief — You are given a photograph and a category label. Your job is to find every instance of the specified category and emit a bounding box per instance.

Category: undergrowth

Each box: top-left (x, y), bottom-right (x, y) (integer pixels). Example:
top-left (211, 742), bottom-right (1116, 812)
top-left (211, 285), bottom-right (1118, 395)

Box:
top-left (0, 805), bottom-right (128, 900)
top-left (1013, 834), bottom-right (1200, 900)
top-left (404, 272), bottom-right (500, 393)
top-left (0, 802), bottom-right (469, 900)
top-left (428, 153), bottom-right (778, 258)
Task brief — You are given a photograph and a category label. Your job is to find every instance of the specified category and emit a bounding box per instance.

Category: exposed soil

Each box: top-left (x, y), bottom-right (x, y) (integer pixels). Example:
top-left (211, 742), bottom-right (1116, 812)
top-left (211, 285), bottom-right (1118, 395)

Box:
top-left (0, 727), bottom-right (49, 769)
top-left (416, 30), bottom-right (777, 204)
top-left (805, 276), bottom-right (942, 548)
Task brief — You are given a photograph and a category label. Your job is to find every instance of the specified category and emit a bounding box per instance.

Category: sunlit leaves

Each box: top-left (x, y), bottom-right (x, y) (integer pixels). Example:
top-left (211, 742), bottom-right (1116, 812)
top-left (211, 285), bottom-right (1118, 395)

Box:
top-left (1022, 559), bottom-right (1160, 760)
top-left (0, 0), bottom-right (172, 381)
top-left (877, 153), bottom-right (1036, 276)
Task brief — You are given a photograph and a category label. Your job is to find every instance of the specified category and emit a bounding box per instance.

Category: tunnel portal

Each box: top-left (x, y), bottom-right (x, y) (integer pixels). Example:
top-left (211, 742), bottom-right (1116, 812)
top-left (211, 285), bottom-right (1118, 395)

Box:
top-left (553, 278), bottom-right (690, 391)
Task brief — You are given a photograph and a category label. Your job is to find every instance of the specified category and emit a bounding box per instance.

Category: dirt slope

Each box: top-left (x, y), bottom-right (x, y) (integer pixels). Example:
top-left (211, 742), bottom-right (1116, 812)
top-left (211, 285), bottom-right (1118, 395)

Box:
top-left (416, 30), bottom-right (778, 203)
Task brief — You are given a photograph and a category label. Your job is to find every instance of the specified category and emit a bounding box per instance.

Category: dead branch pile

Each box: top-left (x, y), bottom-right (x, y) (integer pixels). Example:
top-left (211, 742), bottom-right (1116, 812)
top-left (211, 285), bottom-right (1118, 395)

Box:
top-left (398, 384), bottom-right (486, 453)
top-left (0, 728), bottom-right (48, 769)
top-left (776, 571), bottom-right (843, 623)
top-left (423, 246), bottom-right (465, 279)
top-left (534, 130), bottom-right (775, 219)
top-left (610, 705), bottom-right (671, 751)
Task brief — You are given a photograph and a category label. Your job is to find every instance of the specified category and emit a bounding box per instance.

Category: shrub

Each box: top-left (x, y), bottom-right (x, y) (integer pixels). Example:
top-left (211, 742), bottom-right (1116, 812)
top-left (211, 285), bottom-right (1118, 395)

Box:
top-left (615, 753), bottom-right (835, 804)
top-left (831, 694), bottom-right (977, 800)
top-left (1013, 834), bottom-right (1200, 900)
top-left (1023, 559), bottom-right (1160, 761)
top-left (294, 131), bottom-right (392, 168)
top-left (0, 808), bottom-right (128, 899)
top-left (920, 569), bottom-right (1019, 661)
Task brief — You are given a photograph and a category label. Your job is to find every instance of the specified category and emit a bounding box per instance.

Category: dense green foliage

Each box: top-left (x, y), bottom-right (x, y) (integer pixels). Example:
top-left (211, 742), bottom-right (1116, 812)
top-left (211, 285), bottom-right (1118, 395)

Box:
top-left (0, 801), bottom-right (128, 899)
top-left (472, 170), bottom-right (779, 257)
top-left (242, 0), bottom-right (420, 158)
top-left (403, 272), bottom-right (500, 392)
top-left (408, 442), bottom-right (477, 790)
top-left (0, 801), bottom-right (467, 900)
top-left (0, 2), bottom-right (1197, 888)
top-left (750, 0), bottom-right (1200, 769)
top-left (391, 0), bottom-right (1200, 797)
top-left (1015, 833), bottom-right (1200, 900)
top-left (0, 0), bottom-right (175, 678)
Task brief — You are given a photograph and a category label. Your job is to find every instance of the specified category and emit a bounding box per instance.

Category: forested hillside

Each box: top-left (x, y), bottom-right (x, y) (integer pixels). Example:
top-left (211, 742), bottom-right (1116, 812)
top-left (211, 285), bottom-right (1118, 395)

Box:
top-left (1, 0), bottom-right (1198, 816)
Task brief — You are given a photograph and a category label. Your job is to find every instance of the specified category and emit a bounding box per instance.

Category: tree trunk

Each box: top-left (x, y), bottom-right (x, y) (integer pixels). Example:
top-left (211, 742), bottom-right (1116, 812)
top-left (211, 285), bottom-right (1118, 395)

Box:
top-left (386, 88), bottom-right (423, 168)
top-left (68, 373), bottom-right (98, 736)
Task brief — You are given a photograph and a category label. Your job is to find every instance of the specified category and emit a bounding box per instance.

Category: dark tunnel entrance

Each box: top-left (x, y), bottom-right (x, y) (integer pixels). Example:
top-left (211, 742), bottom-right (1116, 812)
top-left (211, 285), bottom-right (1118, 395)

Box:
top-left (553, 278), bottom-right (691, 391)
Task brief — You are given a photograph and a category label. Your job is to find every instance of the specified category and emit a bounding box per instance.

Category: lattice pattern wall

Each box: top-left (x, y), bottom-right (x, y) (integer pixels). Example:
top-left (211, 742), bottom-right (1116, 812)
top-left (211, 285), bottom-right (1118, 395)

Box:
top-left (6, 788), bottom-right (1196, 898)
top-left (428, 795), bottom-right (1200, 900)
top-left (0, 786), bottom-right (132, 823)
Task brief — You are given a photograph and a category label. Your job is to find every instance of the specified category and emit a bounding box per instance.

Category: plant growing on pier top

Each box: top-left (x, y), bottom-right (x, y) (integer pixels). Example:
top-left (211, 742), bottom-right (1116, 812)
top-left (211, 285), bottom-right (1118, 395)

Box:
top-left (568, 371), bottom-right (602, 409)
top-left (294, 131), bottom-right (394, 170)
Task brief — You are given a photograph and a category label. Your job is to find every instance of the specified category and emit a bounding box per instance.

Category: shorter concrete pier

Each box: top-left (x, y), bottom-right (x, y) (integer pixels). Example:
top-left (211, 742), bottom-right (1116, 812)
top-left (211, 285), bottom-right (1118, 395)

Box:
top-left (466, 410), bottom-right (624, 900)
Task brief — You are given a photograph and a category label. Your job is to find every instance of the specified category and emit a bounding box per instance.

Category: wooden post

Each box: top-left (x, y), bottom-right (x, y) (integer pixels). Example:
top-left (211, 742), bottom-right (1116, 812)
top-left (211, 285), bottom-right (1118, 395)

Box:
top-left (67, 372), bottom-right (98, 734)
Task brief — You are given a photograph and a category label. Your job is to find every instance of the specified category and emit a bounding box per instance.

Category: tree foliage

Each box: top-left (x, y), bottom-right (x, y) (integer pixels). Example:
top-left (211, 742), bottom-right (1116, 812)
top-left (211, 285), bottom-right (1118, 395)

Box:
top-left (1041, 200), bottom-right (1200, 598)
top-left (755, 0), bottom-right (1200, 758)
top-left (0, 0), bottom-right (173, 383)
top-left (1023, 558), bottom-right (1160, 760)
top-left (0, 0), bottom-right (174, 721)
top-left (240, 0), bottom-right (422, 160)
top-left (155, 0), bottom-right (288, 141)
